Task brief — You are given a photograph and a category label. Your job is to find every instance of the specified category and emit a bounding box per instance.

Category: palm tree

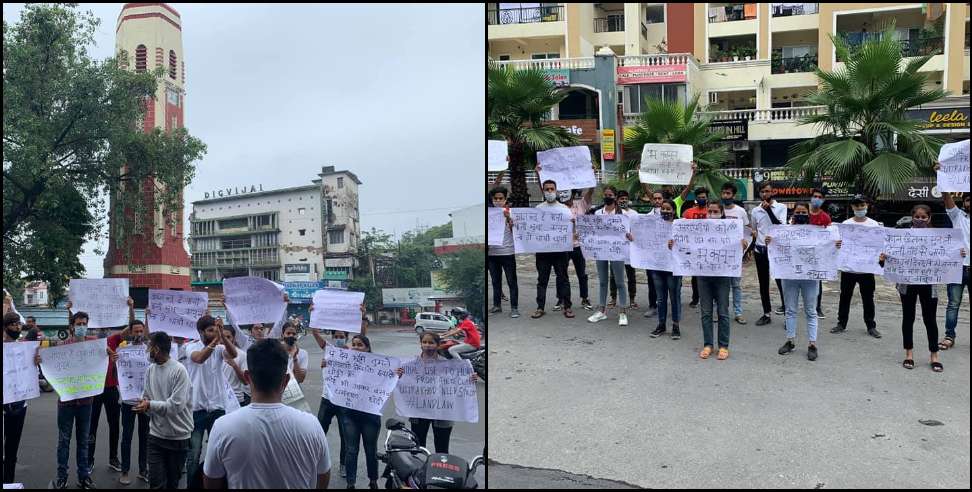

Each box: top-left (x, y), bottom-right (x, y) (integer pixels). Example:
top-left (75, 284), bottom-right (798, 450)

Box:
top-left (487, 62), bottom-right (579, 206)
top-left (785, 20), bottom-right (947, 201)
top-left (613, 92), bottom-right (731, 201)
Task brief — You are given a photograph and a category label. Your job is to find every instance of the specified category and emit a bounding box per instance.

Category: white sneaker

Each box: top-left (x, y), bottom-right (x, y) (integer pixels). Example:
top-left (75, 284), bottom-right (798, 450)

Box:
top-left (618, 313), bottom-right (628, 326)
top-left (587, 311), bottom-right (608, 323)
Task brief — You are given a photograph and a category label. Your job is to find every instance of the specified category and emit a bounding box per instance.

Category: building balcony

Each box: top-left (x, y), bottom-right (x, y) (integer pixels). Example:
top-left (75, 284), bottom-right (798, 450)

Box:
top-left (491, 57), bottom-right (595, 71)
top-left (771, 53), bottom-right (817, 74)
top-left (771, 3), bottom-right (818, 17)
top-left (488, 5), bottom-right (564, 25)
top-left (623, 105), bottom-right (827, 141)
top-left (594, 15), bottom-right (624, 33)
top-left (836, 34), bottom-right (944, 62)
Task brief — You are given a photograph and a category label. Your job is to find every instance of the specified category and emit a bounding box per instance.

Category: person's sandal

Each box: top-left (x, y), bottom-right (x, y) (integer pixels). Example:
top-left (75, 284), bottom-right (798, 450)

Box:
top-left (930, 361), bottom-right (943, 373)
top-left (563, 308), bottom-right (575, 318)
top-left (902, 359), bottom-right (915, 370)
top-left (717, 347), bottom-right (729, 360)
top-left (939, 337), bottom-right (955, 350)
top-left (699, 346), bottom-right (713, 359)
top-left (531, 309), bottom-right (545, 319)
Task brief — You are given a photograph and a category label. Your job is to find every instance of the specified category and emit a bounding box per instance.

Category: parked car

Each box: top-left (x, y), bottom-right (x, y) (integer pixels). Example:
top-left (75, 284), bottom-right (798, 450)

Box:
top-left (414, 312), bottom-right (453, 334)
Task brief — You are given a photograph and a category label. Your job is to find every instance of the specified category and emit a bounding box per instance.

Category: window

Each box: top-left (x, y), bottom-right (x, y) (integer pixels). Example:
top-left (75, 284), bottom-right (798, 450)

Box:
top-left (256, 215), bottom-right (271, 227)
top-left (337, 177), bottom-right (344, 189)
top-left (299, 229), bottom-right (306, 236)
top-left (328, 230), bottom-right (344, 244)
top-left (135, 45), bottom-right (147, 72)
top-left (531, 52), bottom-right (561, 59)
top-left (645, 4), bottom-right (664, 24)
top-left (298, 208), bottom-right (306, 215)
top-left (218, 218), bottom-right (248, 229)
top-left (623, 83), bottom-right (686, 113)
top-left (166, 88), bottom-right (180, 106)
top-left (169, 50), bottom-right (177, 79)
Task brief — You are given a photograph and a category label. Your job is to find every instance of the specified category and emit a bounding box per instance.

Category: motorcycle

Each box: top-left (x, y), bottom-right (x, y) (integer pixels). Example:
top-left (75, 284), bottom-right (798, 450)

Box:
top-left (438, 336), bottom-right (485, 383)
top-left (378, 418), bottom-right (484, 489)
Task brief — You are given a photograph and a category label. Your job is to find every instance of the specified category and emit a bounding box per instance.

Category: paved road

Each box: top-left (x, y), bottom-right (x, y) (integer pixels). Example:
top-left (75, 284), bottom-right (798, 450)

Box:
top-left (488, 257), bottom-right (970, 489)
top-left (8, 326), bottom-right (485, 489)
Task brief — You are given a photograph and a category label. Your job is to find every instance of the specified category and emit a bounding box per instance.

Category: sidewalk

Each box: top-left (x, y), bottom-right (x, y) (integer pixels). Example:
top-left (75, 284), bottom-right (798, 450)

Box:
top-left (487, 256), bottom-right (971, 488)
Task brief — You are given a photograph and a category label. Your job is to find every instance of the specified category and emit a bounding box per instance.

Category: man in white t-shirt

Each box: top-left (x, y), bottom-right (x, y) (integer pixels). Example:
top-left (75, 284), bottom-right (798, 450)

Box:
top-left (720, 182), bottom-right (752, 324)
top-left (751, 182), bottom-right (789, 325)
top-left (531, 178), bottom-right (574, 319)
top-left (562, 187), bottom-right (594, 311)
top-left (832, 195), bottom-right (884, 339)
top-left (609, 190), bottom-right (644, 311)
top-left (203, 339), bottom-right (331, 489)
top-left (941, 188), bottom-right (970, 350)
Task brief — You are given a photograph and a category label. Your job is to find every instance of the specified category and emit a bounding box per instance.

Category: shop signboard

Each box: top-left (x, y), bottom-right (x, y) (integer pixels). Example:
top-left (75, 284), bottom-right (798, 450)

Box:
top-left (601, 129), bottom-right (616, 160)
top-left (542, 119), bottom-right (599, 144)
top-left (906, 107), bottom-right (969, 131)
top-left (541, 69), bottom-right (570, 88)
top-left (708, 118), bottom-right (748, 141)
top-left (283, 281), bottom-right (324, 304)
top-left (881, 178), bottom-right (943, 202)
top-left (752, 169), bottom-right (853, 200)
top-left (616, 65), bottom-right (688, 84)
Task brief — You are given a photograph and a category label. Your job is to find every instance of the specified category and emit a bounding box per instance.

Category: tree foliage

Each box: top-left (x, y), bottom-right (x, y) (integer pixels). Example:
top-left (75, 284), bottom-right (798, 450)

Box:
top-left (438, 247), bottom-right (485, 320)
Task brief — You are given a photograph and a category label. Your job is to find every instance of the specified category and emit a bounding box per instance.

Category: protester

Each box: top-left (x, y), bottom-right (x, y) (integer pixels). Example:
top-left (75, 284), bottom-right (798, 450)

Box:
top-left (87, 297), bottom-right (135, 478)
top-left (649, 200), bottom-right (682, 339)
top-left (312, 327), bottom-right (350, 480)
top-left (832, 195), bottom-right (883, 338)
top-left (114, 311), bottom-right (151, 485)
top-left (562, 186), bottom-right (594, 311)
top-left (809, 188), bottom-right (832, 318)
top-left (134, 331), bottom-right (193, 490)
top-left (939, 186), bottom-right (970, 351)
top-left (282, 322), bottom-right (308, 384)
top-left (220, 324), bottom-right (250, 407)
top-left (682, 186), bottom-right (710, 308)
top-left (608, 190), bottom-right (644, 310)
top-left (3, 297), bottom-right (41, 485)
top-left (442, 308), bottom-right (481, 360)
top-left (531, 179), bottom-right (573, 319)
top-left (203, 339), bottom-right (331, 489)
top-left (341, 335), bottom-right (381, 489)
top-left (721, 182), bottom-right (752, 324)
top-left (641, 190), bottom-right (667, 318)
top-left (751, 182), bottom-right (789, 325)
top-left (587, 185), bottom-right (635, 327)
top-left (487, 186), bottom-right (520, 318)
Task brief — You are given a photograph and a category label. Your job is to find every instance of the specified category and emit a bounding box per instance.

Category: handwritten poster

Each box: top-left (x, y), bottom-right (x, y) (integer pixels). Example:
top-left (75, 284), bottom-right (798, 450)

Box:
top-left (670, 219), bottom-right (744, 277)
top-left (3, 341), bottom-right (40, 404)
top-left (488, 140), bottom-right (508, 172)
top-left (488, 207), bottom-right (507, 247)
top-left (575, 214), bottom-right (630, 261)
top-left (639, 144), bottom-right (693, 185)
top-left (766, 225), bottom-right (839, 280)
top-left (68, 279), bottom-right (130, 328)
top-left (536, 146), bottom-right (596, 190)
top-left (937, 139), bottom-right (970, 192)
top-left (310, 289), bottom-right (365, 333)
top-left (628, 215), bottom-right (673, 271)
top-left (39, 338), bottom-right (109, 402)
top-left (509, 208), bottom-right (574, 254)
top-left (393, 358), bottom-right (479, 423)
top-left (323, 345), bottom-right (400, 416)
top-left (116, 346), bottom-right (150, 402)
top-left (835, 223), bottom-right (886, 275)
top-left (223, 277), bottom-right (287, 325)
top-left (883, 228), bottom-right (964, 284)
top-left (147, 289), bottom-right (208, 340)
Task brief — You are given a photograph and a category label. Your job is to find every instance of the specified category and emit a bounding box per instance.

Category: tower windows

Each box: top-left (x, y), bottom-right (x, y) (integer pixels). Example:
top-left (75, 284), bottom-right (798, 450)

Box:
top-left (169, 50), bottom-right (177, 79)
top-left (135, 45), bottom-right (147, 72)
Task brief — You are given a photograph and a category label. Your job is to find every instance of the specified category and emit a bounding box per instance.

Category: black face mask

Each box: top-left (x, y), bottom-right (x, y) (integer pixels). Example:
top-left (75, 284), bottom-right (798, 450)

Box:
top-left (5, 329), bottom-right (20, 340)
top-left (603, 197), bottom-right (615, 206)
top-left (661, 212), bottom-right (674, 221)
top-left (793, 214), bottom-right (810, 224)
top-left (284, 336), bottom-right (297, 346)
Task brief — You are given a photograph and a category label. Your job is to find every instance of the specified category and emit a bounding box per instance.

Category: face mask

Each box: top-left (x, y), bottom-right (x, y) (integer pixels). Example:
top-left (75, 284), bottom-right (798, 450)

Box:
top-left (543, 192), bottom-right (557, 203)
top-left (603, 196), bottom-right (615, 206)
top-left (334, 339), bottom-right (347, 348)
top-left (708, 214), bottom-right (723, 220)
top-left (5, 329), bottom-right (20, 340)
top-left (618, 201), bottom-right (628, 209)
top-left (721, 198), bottom-right (733, 206)
top-left (911, 218), bottom-right (928, 228)
top-left (854, 208), bottom-right (868, 218)
top-left (492, 201), bottom-right (505, 208)
top-left (696, 198), bottom-right (707, 207)
top-left (811, 198), bottom-right (824, 208)
top-left (793, 214), bottom-right (810, 225)
top-left (284, 336), bottom-right (297, 346)
top-left (557, 191), bottom-right (571, 203)
top-left (74, 325), bottom-right (88, 338)
top-left (661, 212), bottom-right (674, 221)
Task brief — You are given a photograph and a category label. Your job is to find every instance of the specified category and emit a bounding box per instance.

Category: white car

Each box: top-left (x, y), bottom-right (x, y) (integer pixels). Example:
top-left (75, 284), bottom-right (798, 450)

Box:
top-left (414, 312), bottom-right (453, 334)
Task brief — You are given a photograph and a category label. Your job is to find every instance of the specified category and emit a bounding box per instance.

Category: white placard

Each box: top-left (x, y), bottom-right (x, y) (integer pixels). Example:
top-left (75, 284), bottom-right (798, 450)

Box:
top-left (835, 223), bottom-right (886, 275)
top-left (68, 279), bottom-right (130, 328)
top-left (509, 207), bottom-right (574, 254)
top-left (116, 346), bottom-right (149, 402)
top-left (883, 228), bottom-right (964, 285)
top-left (937, 139), bottom-right (970, 192)
top-left (629, 214), bottom-right (674, 271)
top-left (323, 345), bottom-right (400, 416)
top-left (575, 214), bottom-right (630, 262)
top-left (639, 144), bottom-right (693, 185)
top-left (488, 140), bottom-right (508, 172)
top-left (147, 289), bottom-right (209, 340)
top-left (536, 146), bottom-right (596, 190)
top-left (3, 341), bottom-right (41, 404)
top-left (488, 208), bottom-right (507, 247)
top-left (393, 358), bottom-right (479, 423)
top-left (310, 290), bottom-right (365, 333)
top-left (39, 338), bottom-right (109, 402)
top-left (223, 277), bottom-right (287, 325)
top-left (766, 225), bottom-right (840, 280)
top-left (670, 219), bottom-right (744, 277)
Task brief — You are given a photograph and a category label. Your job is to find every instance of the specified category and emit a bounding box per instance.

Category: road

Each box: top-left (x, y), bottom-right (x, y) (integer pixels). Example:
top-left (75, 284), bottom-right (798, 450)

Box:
top-left (8, 326), bottom-right (485, 489)
top-left (487, 257), bottom-right (970, 489)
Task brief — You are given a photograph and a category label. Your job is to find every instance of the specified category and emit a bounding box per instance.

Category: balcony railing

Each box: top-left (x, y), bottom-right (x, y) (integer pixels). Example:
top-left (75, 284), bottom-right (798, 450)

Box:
top-left (594, 15), bottom-right (624, 33)
top-left (487, 5), bottom-right (564, 25)
top-left (771, 54), bottom-right (818, 74)
top-left (492, 57), bottom-right (595, 71)
top-left (622, 105), bottom-right (826, 127)
top-left (771, 3), bottom-right (818, 17)
top-left (836, 34), bottom-right (945, 61)
top-left (708, 4), bottom-right (753, 23)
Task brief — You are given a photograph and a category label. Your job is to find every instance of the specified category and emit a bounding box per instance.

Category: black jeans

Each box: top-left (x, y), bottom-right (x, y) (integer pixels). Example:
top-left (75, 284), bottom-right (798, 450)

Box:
top-left (690, 276), bottom-right (699, 304)
top-left (318, 397), bottom-right (347, 467)
top-left (343, 409), bottom-right (380, 485)
top-left (409, 418), bottom-right (453, 454)
top-left (900, 286), bottom-right (940, 353)
top-left (568, 246), bottom-right (589, 301)
top-left (120, 403), bottom-right (148, 475)
top-left (535, 252), bottom-right (571, 310)
top-left (837, 272), bottom-right (876, 328)
top-left (88, 385), bottom-right (121, 470)
top-left (3, 402), bottom-right (27, 483)
top-left (609, 264), bottom-right (638, 303)
top-left (644, 270), bottom-right (658, 308)
top-left (755, 246), bottom-right (786, 314)
top-left (146, 435), bottom-right (189, 490)
top-left (487, 254), bottom-right (518, 309)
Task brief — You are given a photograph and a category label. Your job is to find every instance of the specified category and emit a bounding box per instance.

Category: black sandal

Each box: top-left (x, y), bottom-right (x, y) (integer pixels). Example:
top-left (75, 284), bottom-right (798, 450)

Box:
top-left (902, 359), bottom-right (915, 370)
top-left (931, 361), bottom-right (943, 373)
top-left (939, 337), bottom-right (955, 350)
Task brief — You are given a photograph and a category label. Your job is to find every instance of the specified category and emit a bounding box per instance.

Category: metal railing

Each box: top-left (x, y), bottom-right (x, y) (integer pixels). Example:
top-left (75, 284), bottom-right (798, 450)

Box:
top-left (492, 57), bottom-right (595, 71)
top-left (771, 3), bottom-right (818, 17)
top-left (836, 34), bottom-right (945, 61)
top-left (594, 15), bottom-right (624, 33)
top-left (622, 105), bottom-right (826, 126)
top-left (708, 3), bottom-right (750, 23)
top-left (487, 5), bottom-right (564, 25)
top-left (771, 54), bottom-right (818, 74)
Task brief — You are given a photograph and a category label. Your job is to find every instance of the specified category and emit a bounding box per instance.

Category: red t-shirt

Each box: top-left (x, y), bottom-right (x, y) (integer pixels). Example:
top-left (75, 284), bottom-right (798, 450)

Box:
top-left (683, 206), bottom-right (708, 220)
top-left (810, 210), bottom-right (832, 227)
top-left (106, 334), bottom-right (123, 387)
top-left (458, 319), bottom-right (481, 349)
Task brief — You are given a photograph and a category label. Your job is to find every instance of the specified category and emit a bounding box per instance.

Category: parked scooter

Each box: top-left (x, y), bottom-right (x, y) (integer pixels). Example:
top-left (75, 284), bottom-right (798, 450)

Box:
top-left (378, 418), bottom-right (484, 489)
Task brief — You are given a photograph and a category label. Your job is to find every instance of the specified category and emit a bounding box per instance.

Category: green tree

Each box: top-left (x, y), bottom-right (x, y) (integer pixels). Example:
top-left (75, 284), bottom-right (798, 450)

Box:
top-left (394, 223), bottom-right (452, 288)
top-left (613, 93), bottom-right (731, 201)
top-left (438, 247), bottom-right (485, 320)
top-left (785, 20), bottom-right (946, 200)
top-left (351, 227), bottom-right (394, 311)
top-left (3, 4), bottom-right (206, 297)
top-left (487, 62), bottom-right (579, 207)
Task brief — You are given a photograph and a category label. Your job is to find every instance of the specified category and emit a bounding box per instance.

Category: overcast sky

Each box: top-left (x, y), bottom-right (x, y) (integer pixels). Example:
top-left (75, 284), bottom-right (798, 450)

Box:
top-left (3, 3), bottom-right (485, 278)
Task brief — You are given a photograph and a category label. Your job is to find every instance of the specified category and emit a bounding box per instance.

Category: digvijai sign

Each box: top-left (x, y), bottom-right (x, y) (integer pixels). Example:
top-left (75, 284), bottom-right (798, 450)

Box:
top-left (204, 184), bottom-right (265, 199)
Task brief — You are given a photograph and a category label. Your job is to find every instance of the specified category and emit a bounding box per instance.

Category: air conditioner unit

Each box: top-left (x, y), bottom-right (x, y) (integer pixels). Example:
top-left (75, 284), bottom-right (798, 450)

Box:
top-left (709, 92), bottom-right (719, 104)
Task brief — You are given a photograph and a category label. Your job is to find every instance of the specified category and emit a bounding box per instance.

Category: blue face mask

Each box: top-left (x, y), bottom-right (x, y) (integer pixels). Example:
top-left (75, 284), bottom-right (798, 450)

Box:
top-left (811, 197), bottom-right (824, 208)
top-left (721, 198), bottom-right (734, 206)
top-left (854, 208), bottom-right (868, 218)
top-left (334, 338), bottom-right (347, 348)
top-left (74, 325), bottom-right (88, 338)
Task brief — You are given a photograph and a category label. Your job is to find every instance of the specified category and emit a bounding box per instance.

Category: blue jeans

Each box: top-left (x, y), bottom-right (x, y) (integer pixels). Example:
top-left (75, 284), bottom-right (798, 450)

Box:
top-left (187, 409), bottom-right (225, 489)
top-left (120, 403), bottom-right (148, 474)
top-left (945, 266), bottom-right (970, 339)
top-left (57, 403), bottom-right (93, 481)
top-left (652, 271), bottom-right (682, 326)
top-left (596, 260), bottom-right (627, 308)
top-left (731, 277), bottom-right (743, 317)
top-left (783, 279), bottom-right (819, 343)
top-left (699, 277), bottom-right (731, 348)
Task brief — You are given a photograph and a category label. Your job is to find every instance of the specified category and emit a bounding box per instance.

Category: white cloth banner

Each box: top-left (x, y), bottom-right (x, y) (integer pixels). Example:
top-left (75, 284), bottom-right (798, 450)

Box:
top-left (147, 289), bottom-right (209, 340)
top-left (223, 277), bottom-right (287, 325)
top-left (835, 223), bottom-right (886, 275)
top-left (576, 214), bottom-right (630, 262)
top-left (488, 208), bottom-right (506, 247)
top-left (883, 228), bottom-right (964, 284)
top-left (3, 341), bottom-right (41, 404)
top-left (670, 219), bottom-right (744, 277)
top-left (393, 358), bottom-right (479, 423)
top-left (488, 140), bottom-right (508, 171)
top-left (628, 215), bottom-right (674, 271)
top-left (323, 345), bottom-right (400, 416)
top-left (310, 289), bottom-right (364, 333)
top-left (536, 146), bottom-right (596, 190)
top-left (638, 144), bottom-right (693, 185)
top-left (39, 339), bottom-right (109, 402)
top-left (766, 225), bottom-right (839, 280)
top-left (509, 208), bottom-right (574, 254)
top-left (937, 139), bottom-right (970, 193)
top-left (68, 279), bottom-right (130, 328)
top-left (116, 346), bottom-right (150, 402)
